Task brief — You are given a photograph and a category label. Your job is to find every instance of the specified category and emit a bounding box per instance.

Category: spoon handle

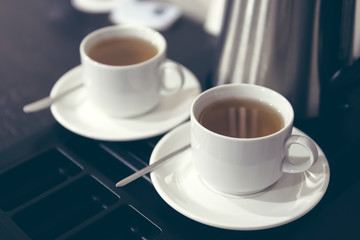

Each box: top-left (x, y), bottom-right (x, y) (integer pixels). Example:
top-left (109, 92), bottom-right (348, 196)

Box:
top-left (23, 82), bottom-right (83, 113)
top-left (116, 144), bottom-right (190, 187)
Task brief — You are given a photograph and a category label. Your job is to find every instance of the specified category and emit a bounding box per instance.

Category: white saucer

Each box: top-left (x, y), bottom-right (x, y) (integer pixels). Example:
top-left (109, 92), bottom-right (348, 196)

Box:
top-left (50, 65), bottom-right (201, 141)
top-left (150, 122), bottom-right (330, 230)
top-left (71, 0), bottom-right (123, 13)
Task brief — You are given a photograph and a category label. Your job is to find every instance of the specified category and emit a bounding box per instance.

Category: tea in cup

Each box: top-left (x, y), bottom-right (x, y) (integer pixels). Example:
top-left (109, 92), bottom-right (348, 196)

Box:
top-left (190, 84), bottom-right (318, 195)
top-left (80, 25), bottom-right (184, 118)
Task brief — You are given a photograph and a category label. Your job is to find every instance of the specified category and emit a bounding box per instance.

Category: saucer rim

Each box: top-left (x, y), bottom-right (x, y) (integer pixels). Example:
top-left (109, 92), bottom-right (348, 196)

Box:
top-left (50, 64), bottom-right (201, 141)
top-left (150, 122), bottom-right (330, 230)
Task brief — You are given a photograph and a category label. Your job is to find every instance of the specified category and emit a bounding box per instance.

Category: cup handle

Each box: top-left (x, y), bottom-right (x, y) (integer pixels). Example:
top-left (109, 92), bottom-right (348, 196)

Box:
top-left (281, 135), bottom-right (318, 173)
top-left (159, 60), bottom-right (185, 95)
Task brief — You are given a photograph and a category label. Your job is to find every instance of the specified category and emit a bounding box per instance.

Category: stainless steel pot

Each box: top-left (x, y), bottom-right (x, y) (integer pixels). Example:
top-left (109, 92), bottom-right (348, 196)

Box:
top-left (211, 0), bottom-right (358, 119)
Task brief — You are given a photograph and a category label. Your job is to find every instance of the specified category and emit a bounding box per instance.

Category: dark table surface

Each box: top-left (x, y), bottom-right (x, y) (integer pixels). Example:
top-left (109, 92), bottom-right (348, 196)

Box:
top-left (1, 0), bottom-right (360, 239)
top-left (0, 0), bottom-right (215, 152)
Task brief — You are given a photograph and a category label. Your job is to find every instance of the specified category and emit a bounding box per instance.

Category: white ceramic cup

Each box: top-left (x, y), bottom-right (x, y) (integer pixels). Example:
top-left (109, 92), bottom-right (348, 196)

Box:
top-left (190, 84), bottom-right (318, 195)
top-left (80, 25), bottom-right (184, 118)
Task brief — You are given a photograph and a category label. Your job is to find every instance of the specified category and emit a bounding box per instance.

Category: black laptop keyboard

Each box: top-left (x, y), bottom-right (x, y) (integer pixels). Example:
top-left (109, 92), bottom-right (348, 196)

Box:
top-left (0, 123), bottom-right (233, 240)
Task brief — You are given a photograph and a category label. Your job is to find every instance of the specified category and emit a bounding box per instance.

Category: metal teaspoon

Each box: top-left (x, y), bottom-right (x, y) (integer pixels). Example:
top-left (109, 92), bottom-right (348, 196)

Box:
top-left (116, 143), bottom-right (190, 187)
top-left (23, 82), bottom-right (83, 113)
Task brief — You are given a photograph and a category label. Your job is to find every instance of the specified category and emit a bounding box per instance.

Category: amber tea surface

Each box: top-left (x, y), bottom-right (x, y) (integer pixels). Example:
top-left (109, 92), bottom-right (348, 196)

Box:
top-left (88, 37), bottom-right (158, 66)
top-left (198, 98), bottom-right (284, 138)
